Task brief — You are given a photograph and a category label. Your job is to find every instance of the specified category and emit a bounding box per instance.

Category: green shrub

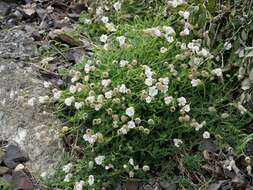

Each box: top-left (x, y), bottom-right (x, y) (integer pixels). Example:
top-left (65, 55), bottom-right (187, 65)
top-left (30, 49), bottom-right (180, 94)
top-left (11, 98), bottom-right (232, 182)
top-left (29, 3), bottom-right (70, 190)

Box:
top-left (50, 0), bottom-right (253, 189)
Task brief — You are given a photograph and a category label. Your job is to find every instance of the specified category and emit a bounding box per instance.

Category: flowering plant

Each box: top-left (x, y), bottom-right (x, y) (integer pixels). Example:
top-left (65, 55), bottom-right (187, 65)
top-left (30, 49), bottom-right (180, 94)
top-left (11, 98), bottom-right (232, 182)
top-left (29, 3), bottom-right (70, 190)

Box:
top-left (49, 0), bottom-right (253, 189)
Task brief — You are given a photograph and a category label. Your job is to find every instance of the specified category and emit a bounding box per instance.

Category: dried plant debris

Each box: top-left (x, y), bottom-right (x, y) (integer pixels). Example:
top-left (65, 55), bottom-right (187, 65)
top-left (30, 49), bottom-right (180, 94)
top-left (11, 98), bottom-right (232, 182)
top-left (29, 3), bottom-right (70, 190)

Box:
top-left (203, 143), bottom-right (253, 189)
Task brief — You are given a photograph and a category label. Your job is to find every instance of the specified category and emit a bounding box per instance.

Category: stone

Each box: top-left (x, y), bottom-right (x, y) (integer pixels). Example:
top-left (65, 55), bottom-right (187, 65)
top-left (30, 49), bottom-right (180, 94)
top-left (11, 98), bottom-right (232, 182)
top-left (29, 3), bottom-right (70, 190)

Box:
top-left (0, 27), bottom-right (63, 177)
top-left (14, 163), bottom-right (25, 171)
top-left (11, 171), bottom-right (33, 190)
top-left (0, 166), bottom-right (9, 175)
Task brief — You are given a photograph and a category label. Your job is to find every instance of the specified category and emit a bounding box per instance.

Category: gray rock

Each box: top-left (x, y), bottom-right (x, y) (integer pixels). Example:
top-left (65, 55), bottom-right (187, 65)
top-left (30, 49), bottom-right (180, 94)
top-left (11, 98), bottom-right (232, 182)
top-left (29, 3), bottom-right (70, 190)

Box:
top-left (0, 27), bottom-right (63, 177)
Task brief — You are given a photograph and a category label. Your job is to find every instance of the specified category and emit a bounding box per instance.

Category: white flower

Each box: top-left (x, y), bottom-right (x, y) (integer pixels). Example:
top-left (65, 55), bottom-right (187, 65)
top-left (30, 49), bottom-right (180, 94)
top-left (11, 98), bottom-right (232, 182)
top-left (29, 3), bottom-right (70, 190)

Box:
top-left (113, 1), bottom-right (122, 11)
top-left (43, 81), bottom-right (52, 88)
top-left (105, 23), bottom-right (116, 32)
top-left (74, 181), bottom-right (84, 190)
top-left (127, 121), bottom-right (136, 129)
top-left (64, 96), bottom-right (75, 106)
top-left (69, 85), bottom-right (77, 94)
top-left (94, 104), bottom-right (102, 111)
top-left (96, 6), bottom-right (103, 15)
top-left (177, 97), bottom-right (187, 107)
top-left (126, 107), bottom-right (135, 117)
top-left (101, 16), bottom-right (109, 24)
top-left (101, 79), bottom-right (111, 87)
top-left (165, 35), bottom-right (174, 43)
top-left (179, 11), bottom-right (190, 20)
top-left (168, 0), bottom-right (185, 8)
top-left (173, 139), bottom-right (183, 147)
top-left (84, 64), bottom-right (91, 74)
top-left (38, 96), bottom-right (49, 104)
top-left (203, 131), bottom-right (210, 139)
top-left (62, 163), bottom-right (73, 173)
top-left (159, 77), bottom-right (169, 85)
top-left (180, 27), bottom-right (190, 36)
top-left (211, 68), bottom-right (223, 77)
top-left (28, 97), bottom-right (36, 107)
top-left (83, 134), bottom-right (97, 144)
top-left (119, 60), bottom-right (129, 67)
top-left (52, 89), bottom-right (62, 100)
top-left (95, 155), bottom-right (105, 165)
top-left (71, 71), bottom-right (81, 83)
top-left (224, 42), bottom-right (232, 50)
top-left (148, 86), bottom-right (158, 97)
top-left (145, 78), bottom-right (153, 86)
top-left (144, 27), bottom-right (162, 37)
top-left (84, 18), bottom-right (92, 24)
top-left (142, 165), bottom-right (150, 172)
top-left (164, 96), bottom-right (173, 105)
top-left (74, 102), bottom-right (84, 110)
top-left (88, 175), bottom-right (94, 186)
top-left (105, 90), bottom-right (113, 99)
top-left (100, 34), bottom-right (108, 43)
top-left (119, 84), bottom-right (128, 93)
top-left (181, 104), bottom-right (190, 112)
top-left (163, 26), bottom-right (175, 36)
top-left (129, 158), bottom-right (134, 166)
top-left (191, 79), bottom-right (201, 87)
top-left (64, 173), bottom-right (72, 182)
top-left (145, 96), bottom-right (152, 103)
top-left (116, 36), bottom-right (126, 47)
top-left (160, 47), bottom-right (168, 54)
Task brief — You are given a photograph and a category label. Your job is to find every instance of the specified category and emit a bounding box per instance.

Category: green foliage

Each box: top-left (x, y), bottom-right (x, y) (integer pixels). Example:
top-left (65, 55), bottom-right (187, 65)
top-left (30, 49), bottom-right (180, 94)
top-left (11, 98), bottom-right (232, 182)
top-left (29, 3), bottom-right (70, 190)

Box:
top-left (49, 0), bottom-right (253, 189)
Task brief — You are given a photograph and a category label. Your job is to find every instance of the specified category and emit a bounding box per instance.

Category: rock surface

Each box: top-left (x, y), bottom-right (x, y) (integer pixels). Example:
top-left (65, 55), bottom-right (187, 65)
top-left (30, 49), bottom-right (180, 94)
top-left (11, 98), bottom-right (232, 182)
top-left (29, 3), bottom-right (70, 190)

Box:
top-left (0, 26), bottom-right (63, 177)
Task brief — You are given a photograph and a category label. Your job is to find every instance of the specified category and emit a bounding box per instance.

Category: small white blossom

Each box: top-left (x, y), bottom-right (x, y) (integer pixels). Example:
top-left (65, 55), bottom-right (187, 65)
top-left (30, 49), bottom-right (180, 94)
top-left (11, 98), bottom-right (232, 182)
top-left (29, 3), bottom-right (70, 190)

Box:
top-left (105, 23), bottom-right (116, 32)
top-left (119, 84), bottom-right (128, 93)
top-left (127, 121), bottom-right (136, 129)
top-left (52, 89), bottom-right (62, 100)
top-left (119, 60), bottom-right (129, 67)
top-left (163, 26), bottom-right (176, 36)
top-left (173, 139), bottom-right (183, 147)
top-left (142, 165), bottom-right (150, 172)
top-left (179, 11), bottom-right (190, 20)
top-left (203, 131), bottom-right (210, 139)
top-left (28, 97), bottom-right (36, 107)
top-left (144, 27), bottom-right (162, 37)
top-left (160, 47), bottom-right (168, 54)
top-left (62, 163), bottom-right (73, 173)
top-left (88, 175), bottom-right (94, 186)
top-left (69, 85), bottom-right (77, 94)
top-left (145, 78), bottom-right (153, 86)
top-left (64, 96), bottom-right (75, 106)
top-left (113, 1), bottom-right (122, 11)
top-left (64, 173), bottom-right (72, 182)
top-left (224, 42), bottom-right (232, 50)
top-left (101, 79), bottom-right (112, 87)
top-left (73, 181), bottom-right (84, 190)
top-left (164, 96), bottom-right (173, 105)
top-left (180, 27), bottom-right (190, 36)
top-left (116, 36), bottom-right (126, 47)
top-left (101, 16), bottom-right (109, 24)
top-left (211, 68), bottom-right (223, 77)
top-left (129, 158), bottom-right (134, 166)
top-left (148, 86), bottom-right (158, 97)
top-left (145, 96), bottom-right (152, 103)
top-left (177, 97), bottom-right (187, 107)
top-left (126, 107), bottom-right (135, 117)
top-left (105, 90), bottom-right (113, 99)
top-left (181, 104), bottom-right (190, 113)
top-left (75, 102), bottom-right (84, 110)
top-left (100, 34), bottom-right (108, 43)
top-left (95, 155), bottom-right (105, 165)
top-left (43, 81), bottom-right (52, 88)
top-left (191, 79), bottom-right (202, 87)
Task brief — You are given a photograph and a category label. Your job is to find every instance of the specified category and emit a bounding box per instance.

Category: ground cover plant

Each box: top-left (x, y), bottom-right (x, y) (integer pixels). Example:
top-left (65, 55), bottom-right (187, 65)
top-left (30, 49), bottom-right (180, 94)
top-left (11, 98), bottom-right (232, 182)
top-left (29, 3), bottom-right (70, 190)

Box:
top-left (47, 0), bottom-right (253, 189)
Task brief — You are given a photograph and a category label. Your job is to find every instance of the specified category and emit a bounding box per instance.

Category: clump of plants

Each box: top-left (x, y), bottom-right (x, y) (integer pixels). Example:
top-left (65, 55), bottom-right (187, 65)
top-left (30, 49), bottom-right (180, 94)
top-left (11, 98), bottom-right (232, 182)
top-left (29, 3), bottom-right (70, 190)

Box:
top-left (48, 0), bottom-right (253, 189)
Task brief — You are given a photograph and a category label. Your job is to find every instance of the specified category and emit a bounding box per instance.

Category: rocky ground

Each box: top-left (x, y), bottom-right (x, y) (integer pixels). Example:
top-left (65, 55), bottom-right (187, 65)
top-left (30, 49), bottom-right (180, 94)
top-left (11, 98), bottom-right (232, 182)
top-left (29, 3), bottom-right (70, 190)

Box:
top-left (0, 0), bottom-right (84, 189)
